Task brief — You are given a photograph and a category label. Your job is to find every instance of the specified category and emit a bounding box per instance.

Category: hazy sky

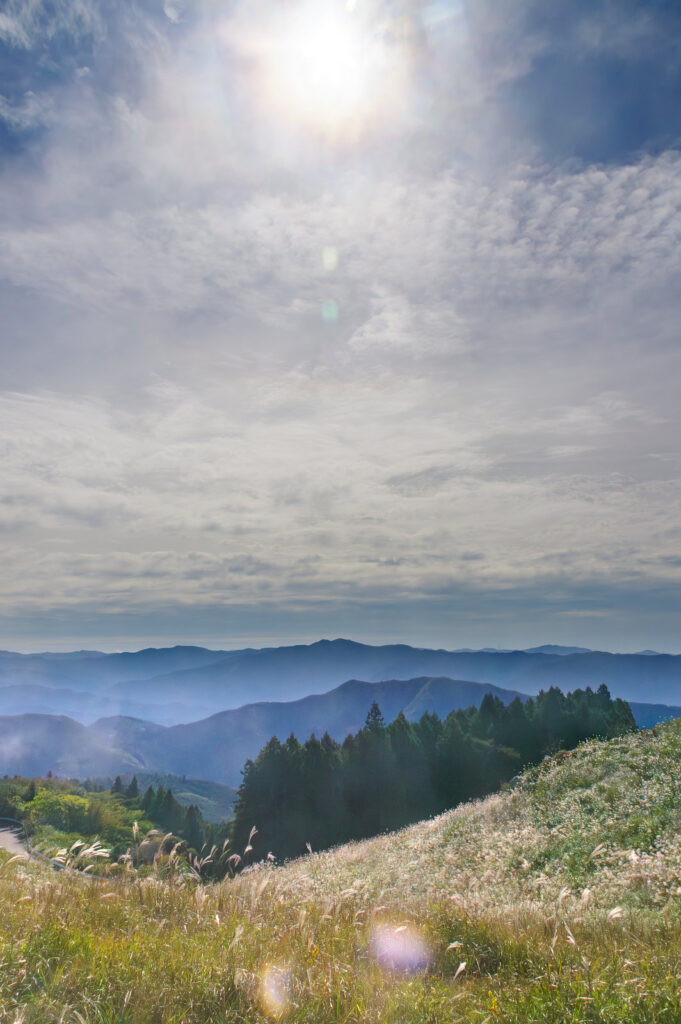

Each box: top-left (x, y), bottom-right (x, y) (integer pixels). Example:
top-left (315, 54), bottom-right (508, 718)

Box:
top-left (1, 0), bottom-right (680, 652)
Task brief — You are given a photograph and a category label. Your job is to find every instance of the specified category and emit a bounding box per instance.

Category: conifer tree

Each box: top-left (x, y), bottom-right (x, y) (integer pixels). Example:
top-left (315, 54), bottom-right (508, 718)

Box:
top-left (125, 776), bottom-right (139, 801)
top-left (229, 686), bottom-right (635, 864)
top-left (184, 804), bottom-right (203, 850)
top-left (365, 701), bottom-right (385, 732)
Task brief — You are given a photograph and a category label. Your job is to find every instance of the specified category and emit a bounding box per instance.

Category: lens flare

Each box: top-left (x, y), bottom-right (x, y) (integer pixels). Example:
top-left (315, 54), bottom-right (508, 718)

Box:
top-left (322, 246), bottom-right (339, 271)
top-left (369, 923), bottom-right (430, 974)
top-left (322, 298), bottom-right (339, 322)
top-left (260, 965), bottom-right (291, 1018)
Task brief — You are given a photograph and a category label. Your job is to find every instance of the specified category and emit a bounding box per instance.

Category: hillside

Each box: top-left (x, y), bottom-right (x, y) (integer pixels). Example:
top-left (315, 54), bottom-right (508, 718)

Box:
top-left (0, 713), bottom-right (146, 777)
top-left (0, 646), bottom-right (229, 690)
top-left (106, 772), bottom-right (236, 823)
top-left (0, 676), bottom-right (582, 784)
top-left (0, 675), bottom-right (525, 782)
top-left (0, 675), bottom-right (678, 785)
top-left (0, 684), bottom-right (216, 725)
top-left (269, 719), bottom-right (681, 911)
top-left (3, 722), bottom-right (681, 1021)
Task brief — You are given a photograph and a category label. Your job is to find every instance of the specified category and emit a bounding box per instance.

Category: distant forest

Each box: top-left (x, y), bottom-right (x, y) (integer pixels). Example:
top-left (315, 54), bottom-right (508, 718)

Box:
top-left (232, 685), bottom-right (636, 862)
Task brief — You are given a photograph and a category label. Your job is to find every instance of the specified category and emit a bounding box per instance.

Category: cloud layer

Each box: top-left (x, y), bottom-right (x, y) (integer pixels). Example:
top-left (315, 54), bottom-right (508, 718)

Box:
top-left (1, 0), bottom-right (680, 651)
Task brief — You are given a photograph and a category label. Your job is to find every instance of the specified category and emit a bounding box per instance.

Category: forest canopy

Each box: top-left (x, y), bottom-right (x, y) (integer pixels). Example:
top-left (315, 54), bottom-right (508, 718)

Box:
top-left (231, 685), bottom-right (636, 862)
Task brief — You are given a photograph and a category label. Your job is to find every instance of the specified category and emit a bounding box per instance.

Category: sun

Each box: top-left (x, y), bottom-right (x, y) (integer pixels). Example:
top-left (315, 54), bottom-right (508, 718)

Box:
top-left (259, 2), bottom-right (390, 136)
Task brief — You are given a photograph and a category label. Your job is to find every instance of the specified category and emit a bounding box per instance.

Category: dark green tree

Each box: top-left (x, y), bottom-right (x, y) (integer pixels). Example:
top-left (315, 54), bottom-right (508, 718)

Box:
top-left (229, 687), bottom-right (636, 865)
top-left (184, 804), bottom-right (204, 851)
top-left (365, 701), bottom-right (385, 733)
top-left (125, 776), bottom-right (139, 801)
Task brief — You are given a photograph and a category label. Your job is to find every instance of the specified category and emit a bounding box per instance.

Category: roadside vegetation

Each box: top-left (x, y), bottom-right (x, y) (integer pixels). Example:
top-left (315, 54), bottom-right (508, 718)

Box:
top-left (0, 774), bottom-right (228, 865)
top-left (2, 718), bottom-right (681, 1021)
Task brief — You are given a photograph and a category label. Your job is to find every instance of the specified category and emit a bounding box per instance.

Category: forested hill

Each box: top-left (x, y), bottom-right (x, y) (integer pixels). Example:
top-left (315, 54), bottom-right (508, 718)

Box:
top-left (0, 676), bottom-right (531, 783)
top-left (231, 684), bottom-right (636, 861)
top-left (0, 675), bottom-right (672, 785)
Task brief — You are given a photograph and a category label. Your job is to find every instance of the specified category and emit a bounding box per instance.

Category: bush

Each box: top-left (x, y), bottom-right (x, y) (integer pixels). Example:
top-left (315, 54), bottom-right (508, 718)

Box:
top-left (27, 790), bottom-right (90, 832)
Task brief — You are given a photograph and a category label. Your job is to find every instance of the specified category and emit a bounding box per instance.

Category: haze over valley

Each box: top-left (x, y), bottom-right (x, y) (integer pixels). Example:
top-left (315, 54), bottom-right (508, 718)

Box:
top-left (1, 638), bottom-right (680, 784)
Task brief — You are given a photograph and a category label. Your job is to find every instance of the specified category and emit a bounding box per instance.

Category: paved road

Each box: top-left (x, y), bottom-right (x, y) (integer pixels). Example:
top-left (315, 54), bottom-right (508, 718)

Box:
top-left (0, 826), bottom-right (29, 858)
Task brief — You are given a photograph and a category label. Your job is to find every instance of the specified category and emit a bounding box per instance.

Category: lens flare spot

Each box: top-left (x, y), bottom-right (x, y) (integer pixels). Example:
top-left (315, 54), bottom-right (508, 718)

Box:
top-left (322, 246), bottom-right (339, 271)
top-left (369, 923), bottom-right (430, 974)
top-left (322, 298), bottom-right (339, 322)
top-left (260, 966), bottom-right (291, 1018)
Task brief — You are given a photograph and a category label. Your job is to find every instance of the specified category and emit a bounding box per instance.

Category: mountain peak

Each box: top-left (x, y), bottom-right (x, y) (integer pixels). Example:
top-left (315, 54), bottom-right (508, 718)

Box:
top-left (310, 638), bottom-right (366, 649)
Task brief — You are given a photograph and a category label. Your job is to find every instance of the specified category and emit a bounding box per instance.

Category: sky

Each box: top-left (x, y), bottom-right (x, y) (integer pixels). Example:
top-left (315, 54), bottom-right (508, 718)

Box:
top-left (1, 0), bottom-right (680, 653)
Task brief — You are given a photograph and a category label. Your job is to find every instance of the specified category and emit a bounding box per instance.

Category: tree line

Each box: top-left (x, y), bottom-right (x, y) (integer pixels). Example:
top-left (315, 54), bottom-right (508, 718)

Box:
top-left (110, 776), bottom-right (228, 853)
top-left (231, 685), bottom-right (636, 862)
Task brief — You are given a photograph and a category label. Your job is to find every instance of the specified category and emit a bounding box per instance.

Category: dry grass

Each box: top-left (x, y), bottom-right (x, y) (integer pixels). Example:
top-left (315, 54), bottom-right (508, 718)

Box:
top-left (3, 721), bottom-right (681, 1022)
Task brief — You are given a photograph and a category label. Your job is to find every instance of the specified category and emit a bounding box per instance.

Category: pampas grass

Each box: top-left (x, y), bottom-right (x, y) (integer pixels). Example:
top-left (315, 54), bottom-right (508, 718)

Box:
top-left (3, 721), bottom-right (681, 1021)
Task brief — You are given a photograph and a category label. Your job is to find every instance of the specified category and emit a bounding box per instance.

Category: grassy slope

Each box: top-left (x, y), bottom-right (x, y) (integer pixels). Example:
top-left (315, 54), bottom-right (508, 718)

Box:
top-left (3, 722), bottom-right (681, 1022)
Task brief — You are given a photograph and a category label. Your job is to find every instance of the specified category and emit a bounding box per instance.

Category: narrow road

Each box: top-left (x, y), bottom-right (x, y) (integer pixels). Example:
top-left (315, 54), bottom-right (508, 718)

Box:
top-left (0, 825), bottom-right (29, 858)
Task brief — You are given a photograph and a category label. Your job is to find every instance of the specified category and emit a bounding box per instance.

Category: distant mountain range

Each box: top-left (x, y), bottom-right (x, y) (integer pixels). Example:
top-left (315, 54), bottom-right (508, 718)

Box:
top-left (1, 639), bottom-right (680, 725)
top-left (1, 639), bottom-right (680, 790)
top-left (0, 684), bottom-right (216, 726)
top-left (0, 670), bottom-right (680, 787)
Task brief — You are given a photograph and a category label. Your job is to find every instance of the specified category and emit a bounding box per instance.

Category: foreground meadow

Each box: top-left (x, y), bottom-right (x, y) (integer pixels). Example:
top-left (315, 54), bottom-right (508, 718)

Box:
top-left (3, 721), bottom-right (681, 1023)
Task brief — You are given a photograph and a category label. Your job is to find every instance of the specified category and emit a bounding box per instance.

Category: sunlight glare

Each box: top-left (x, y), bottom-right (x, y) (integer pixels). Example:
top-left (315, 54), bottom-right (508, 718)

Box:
top-left (262, 2), bottom-right (387, 134)
top-left (260, 965), bottom-right (291, 1018)
top-left (369, 923), bottom-right (431, 974)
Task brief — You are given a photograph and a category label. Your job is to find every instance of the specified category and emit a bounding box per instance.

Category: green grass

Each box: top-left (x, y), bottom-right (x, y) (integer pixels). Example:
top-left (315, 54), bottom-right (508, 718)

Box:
top-left (4, 720), bottom-right (681, 1023)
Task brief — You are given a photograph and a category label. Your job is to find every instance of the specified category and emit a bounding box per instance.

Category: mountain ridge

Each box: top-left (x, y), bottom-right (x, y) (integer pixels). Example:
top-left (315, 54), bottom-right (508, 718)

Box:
top-left (1, 639), bottom-right (680, 726)
top-left (0, 672), bottom-right (679, 786)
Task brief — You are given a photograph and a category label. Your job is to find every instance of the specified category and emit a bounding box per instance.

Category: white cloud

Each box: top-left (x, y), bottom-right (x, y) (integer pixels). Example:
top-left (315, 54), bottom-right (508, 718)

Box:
top-left (1, 360), bottom-right (679, 619)
top-left (1, 0), bottom-right (680, 645)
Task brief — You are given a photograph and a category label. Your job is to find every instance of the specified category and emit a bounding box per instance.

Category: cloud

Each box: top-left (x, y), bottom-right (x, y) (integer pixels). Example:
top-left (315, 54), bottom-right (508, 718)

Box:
top-left (0, 91), bottom-right (53, 130)
top-left (1, 366), bottom-right (679, 630)
top-left (2, 153), bottom-right (681, 421)
top-left (0, 0), bottom-right (104, 49)
top-left (0, 0), bottom-right (680, 649)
